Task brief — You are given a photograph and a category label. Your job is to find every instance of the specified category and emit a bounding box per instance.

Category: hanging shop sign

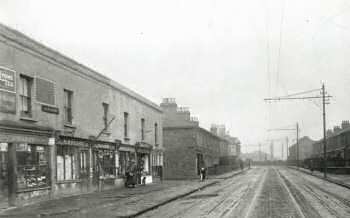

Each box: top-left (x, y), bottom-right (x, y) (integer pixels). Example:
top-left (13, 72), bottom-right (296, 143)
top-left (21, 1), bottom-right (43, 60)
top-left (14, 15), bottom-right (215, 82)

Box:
top-left (42, 105), bottom-right (59, 114)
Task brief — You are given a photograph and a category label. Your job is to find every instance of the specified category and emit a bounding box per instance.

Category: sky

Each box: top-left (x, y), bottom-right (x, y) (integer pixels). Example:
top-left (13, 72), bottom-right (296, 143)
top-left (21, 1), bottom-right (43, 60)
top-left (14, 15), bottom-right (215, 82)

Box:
top-left (1, 0), bottom-right (350, 157)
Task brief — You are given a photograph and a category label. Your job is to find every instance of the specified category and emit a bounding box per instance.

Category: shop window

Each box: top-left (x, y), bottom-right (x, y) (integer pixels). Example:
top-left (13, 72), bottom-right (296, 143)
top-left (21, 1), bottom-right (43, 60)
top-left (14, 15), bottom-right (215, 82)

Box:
top-left (56, 145), bottom-right (79, 181)
top-left (16, 144), bottom-right (49, 189)
top-left (118, 151), bottom-right (135, 176)
top-left (124, 112), bottom-right (129, 138)
top-left (19, 75), bottom-right (33, 117)
top-left (137, 153), bottom-right (150, 174)
top-left (64, 89), bottom-right (73, 124)
top-left (0, 143), bottom-right (8, 196)
top-left (80, 150), bottom-right (88, 178)
top-left (94, 149), bottom-right (115, 178)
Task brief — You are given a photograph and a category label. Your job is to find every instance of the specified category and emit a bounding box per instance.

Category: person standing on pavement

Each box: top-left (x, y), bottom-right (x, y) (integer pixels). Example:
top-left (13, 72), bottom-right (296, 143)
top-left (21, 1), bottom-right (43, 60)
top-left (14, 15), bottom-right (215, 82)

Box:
top-left (240, 159), bottom-right (244, 171)
top-left (200, 167), bottom-right (206, 182)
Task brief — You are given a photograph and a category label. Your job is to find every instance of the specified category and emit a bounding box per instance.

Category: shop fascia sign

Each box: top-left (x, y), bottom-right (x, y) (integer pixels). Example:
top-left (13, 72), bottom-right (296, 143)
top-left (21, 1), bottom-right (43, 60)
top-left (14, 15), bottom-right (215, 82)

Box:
top-left (94, 143), bottom-right (115, 150)
top-left (58, 137), bottom-right (89, 147)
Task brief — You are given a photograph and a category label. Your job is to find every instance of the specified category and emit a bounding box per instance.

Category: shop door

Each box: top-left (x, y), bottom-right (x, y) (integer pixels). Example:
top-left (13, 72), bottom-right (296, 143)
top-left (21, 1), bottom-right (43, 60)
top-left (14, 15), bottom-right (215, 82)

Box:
top-left (196, 153), bottom-right (203, 175)
top-left (0, 143), bottom-right (8, 208)
top-left (92, 150), bottom-right (100, 185)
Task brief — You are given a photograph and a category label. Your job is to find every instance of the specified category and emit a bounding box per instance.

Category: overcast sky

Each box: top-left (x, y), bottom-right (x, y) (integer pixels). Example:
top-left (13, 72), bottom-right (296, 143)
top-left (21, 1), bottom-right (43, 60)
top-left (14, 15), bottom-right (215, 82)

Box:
top-left (1, 0), bottom-right (350, 157)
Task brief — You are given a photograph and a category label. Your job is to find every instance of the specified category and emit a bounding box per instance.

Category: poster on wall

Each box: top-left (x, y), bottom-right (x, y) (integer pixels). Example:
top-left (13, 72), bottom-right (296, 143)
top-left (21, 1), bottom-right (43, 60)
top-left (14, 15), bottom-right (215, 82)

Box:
top-left (0, 67), bottom-right (16, 114)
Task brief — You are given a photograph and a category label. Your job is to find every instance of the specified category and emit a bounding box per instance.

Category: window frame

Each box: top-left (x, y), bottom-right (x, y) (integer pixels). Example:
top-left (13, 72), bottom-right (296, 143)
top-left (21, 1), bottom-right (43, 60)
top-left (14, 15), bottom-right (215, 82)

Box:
top-left (19, 74), bottom-right (33, 117)
top-left (154, 123), bottom-right (158, 145)
top-left (63, 89), bottom-right (73, 124)
top-left (102, 103), bottom-right (109, 129)
top-left (141, 118), bottom-right (145, 141)
top-left (124, 112), bottom-right (129, 138)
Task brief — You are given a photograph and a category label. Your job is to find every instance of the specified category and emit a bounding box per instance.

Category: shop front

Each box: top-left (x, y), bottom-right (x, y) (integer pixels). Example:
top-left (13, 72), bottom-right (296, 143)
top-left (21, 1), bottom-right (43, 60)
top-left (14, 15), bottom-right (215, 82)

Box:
top-left (55, 136), bottom-right (90, 196)
top-left (135, 142), bottom-right (152, 184)
top-left (0, 120), bottom-right (54, 207)
top-left (92, 140), bottom-right (120, 190)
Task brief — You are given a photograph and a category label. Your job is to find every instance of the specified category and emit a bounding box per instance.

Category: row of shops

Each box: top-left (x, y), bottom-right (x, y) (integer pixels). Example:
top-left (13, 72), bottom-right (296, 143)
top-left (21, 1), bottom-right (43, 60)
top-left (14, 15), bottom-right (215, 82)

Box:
top-left (0, 121), bottom-right (163, 208)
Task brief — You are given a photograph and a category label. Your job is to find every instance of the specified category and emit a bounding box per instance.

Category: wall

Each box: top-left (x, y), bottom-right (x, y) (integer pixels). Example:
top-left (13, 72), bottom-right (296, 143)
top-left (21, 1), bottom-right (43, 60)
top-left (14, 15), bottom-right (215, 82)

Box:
top-left (163, 128), bottom-right (197, 179)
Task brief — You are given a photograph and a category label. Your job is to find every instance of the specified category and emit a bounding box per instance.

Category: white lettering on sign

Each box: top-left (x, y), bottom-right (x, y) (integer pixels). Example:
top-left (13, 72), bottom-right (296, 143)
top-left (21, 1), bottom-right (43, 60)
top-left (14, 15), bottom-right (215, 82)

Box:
top-left (0, 67), bottom-right (16, 93)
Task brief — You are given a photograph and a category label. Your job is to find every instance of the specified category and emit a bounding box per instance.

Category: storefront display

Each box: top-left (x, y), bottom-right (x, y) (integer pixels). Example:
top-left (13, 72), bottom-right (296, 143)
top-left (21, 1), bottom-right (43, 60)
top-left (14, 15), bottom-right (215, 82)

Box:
top-left (16, 144), bottom-right (49, 189)
top-left (56, 145), bottom-right (79, 181)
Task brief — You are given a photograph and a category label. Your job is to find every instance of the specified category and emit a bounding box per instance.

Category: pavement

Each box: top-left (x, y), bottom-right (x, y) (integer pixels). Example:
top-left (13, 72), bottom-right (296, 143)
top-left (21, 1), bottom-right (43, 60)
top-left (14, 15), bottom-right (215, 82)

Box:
top-left (0, 169), bottom-right (246, 218)
top-left (289, 166), bottom-right (350, 189)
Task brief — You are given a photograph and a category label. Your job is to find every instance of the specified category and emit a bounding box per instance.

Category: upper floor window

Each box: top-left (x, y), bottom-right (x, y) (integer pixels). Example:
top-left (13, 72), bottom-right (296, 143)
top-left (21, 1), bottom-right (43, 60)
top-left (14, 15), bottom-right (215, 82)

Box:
top-left (19, 75), bottom-right (33, 117)
top-left (102, 103), bottom-right (109, 129)
top-left (141, 118), bottom-right (145, 140)
top-left (124, 112), bottom-right (129, 138)
top-left (154, 123), bottom-right (158, 145)
top-left (64, 89), bottom-right (73, 124)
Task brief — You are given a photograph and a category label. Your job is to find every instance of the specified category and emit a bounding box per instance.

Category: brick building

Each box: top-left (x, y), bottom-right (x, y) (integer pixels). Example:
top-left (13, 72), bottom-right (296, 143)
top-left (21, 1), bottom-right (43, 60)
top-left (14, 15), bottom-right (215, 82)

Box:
top-left (160, 98), bottom-right (229, 179)
top-left (0, 24), bottom-right (163, 207)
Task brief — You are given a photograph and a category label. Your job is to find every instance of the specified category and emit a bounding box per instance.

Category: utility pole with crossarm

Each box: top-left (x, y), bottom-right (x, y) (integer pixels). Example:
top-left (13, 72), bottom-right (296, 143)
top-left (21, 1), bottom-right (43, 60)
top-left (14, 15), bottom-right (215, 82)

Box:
top-left (264, 83), bottom-right (332, 178)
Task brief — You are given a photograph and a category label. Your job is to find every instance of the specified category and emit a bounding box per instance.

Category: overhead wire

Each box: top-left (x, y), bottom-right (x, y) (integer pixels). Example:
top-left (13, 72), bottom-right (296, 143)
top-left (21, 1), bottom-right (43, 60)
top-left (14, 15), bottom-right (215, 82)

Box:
top-left (276, 0), bottom-right (287, 95)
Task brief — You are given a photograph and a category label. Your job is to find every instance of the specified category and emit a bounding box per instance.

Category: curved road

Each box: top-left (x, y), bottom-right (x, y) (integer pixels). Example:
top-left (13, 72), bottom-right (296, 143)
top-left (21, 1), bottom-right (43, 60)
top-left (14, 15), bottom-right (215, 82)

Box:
top-left (140, 166), bottom-right (350, 218)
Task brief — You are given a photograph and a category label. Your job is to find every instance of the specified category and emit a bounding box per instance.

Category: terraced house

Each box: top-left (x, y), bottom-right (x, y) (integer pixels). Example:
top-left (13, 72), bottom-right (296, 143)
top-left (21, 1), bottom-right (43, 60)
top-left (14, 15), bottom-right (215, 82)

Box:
top-left (0, 24), bottom-right (163, 208)
top-left (160, 98), bottom-right (230, 179)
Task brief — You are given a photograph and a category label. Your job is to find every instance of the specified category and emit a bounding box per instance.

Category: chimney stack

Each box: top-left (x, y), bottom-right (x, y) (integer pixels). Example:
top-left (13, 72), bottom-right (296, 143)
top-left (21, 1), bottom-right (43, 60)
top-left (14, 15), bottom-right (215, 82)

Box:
top-left (341, 120), bottom-right (350, 129)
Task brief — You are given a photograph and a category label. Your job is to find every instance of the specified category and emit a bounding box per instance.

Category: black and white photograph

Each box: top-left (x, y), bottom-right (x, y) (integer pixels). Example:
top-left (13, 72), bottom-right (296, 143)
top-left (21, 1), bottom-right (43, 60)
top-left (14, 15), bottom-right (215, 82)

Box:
top-left (0, 0), bottom-right (350, 217)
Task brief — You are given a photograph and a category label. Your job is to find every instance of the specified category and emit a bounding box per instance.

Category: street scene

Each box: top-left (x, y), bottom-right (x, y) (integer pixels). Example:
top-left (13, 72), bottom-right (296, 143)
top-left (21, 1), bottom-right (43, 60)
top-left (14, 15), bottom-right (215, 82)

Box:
top-left (1, 0), bottom-right (350, 217)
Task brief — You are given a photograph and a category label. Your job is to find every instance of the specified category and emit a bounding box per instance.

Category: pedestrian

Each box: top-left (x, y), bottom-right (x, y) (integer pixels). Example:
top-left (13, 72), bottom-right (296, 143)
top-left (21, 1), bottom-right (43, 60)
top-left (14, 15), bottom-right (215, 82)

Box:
top-left (159, 166), bottom-right (163, 183)
top-left (200, 167), bottom-right (206, 182)
top-left (310, 159), bottom-right (314, 174)
top-left (240, 159), bottom-right (244, 171)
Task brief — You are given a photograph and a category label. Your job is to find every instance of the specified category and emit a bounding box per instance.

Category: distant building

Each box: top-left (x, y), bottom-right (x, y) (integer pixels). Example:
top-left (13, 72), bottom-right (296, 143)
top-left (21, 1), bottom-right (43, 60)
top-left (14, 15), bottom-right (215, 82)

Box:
top-left (288, 136), bottom-right (315, 161)
top-left (161, 98), bottom-right (230, 179)
top-left (210, 124), bottom-right (241, 157)
top-left (312, 120), bottom-right (350, 163)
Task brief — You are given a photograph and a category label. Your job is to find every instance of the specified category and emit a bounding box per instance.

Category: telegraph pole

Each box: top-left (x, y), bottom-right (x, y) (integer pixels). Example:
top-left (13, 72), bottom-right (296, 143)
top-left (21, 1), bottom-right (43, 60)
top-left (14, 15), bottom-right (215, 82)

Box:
top-left (296, 123), bottom-right (299, 168)
top-left (264, 84), bottom-right (332, 178)
top-left (322, 84), bottom-right (327, 178)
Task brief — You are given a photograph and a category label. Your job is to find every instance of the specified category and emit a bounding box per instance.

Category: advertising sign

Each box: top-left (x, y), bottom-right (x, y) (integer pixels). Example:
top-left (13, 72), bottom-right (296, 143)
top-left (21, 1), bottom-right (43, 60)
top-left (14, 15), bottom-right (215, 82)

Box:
top-left (0, 67), bottom-right (16, 93)
top-left (0, 66), bottom-right (16, 114)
